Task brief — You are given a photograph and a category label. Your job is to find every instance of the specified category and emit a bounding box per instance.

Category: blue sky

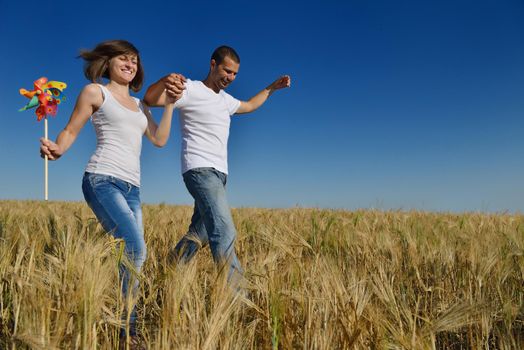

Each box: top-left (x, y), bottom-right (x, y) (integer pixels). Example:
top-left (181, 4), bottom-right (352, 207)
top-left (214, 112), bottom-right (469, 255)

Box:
top-left (0, 0), bottom-right (523, 212)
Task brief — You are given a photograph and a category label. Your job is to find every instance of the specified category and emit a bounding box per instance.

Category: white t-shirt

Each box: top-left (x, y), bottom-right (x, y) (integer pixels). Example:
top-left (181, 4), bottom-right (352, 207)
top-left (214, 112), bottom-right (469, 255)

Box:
top-left (85, 85), bottom-right (148, 186)
top-left (175, 79), bottom-right (241, 175)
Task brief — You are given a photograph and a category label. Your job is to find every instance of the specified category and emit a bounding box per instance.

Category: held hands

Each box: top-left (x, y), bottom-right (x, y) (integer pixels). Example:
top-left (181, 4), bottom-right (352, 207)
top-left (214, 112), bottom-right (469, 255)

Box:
top-left (165, 93), bottom-right (178, 105)
top-left (40, 138), bottom-right (62, 160)
top-left (163, 73), bottom-right (186, 103)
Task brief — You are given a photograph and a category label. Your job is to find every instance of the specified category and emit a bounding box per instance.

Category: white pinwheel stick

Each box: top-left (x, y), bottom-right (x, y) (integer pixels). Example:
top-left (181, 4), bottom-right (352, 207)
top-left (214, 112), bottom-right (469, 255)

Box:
top-left (44, 117), bottom-right (48, 200)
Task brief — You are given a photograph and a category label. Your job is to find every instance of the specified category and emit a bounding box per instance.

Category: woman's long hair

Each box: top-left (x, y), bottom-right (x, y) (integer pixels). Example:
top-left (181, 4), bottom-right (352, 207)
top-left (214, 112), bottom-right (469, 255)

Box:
top-left (79, 40), bottom-right (144, 92)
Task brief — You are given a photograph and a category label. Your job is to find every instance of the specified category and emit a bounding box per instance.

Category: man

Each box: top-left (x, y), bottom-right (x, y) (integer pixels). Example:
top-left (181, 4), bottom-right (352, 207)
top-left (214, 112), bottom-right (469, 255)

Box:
top-left (145, 45), bottom-right (290, 282)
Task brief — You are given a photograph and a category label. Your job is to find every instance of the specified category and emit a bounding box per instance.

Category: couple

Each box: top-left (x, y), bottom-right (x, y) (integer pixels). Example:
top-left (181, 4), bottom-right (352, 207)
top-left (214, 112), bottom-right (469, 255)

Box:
top-left (39, 40), bottom-right (290, 343)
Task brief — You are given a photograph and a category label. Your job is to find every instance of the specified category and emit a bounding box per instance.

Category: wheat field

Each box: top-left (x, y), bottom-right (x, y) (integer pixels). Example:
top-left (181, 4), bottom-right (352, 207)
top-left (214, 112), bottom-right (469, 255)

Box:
top-left (0, 200), bottom-right (523, 349)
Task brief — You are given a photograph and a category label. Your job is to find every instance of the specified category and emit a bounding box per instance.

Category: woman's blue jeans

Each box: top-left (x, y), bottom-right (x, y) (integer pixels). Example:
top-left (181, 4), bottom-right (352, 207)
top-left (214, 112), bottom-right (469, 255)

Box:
top-left (174, 167), bottom-right (243, 282)
top-left (82, 172), bottom-right (146, 336)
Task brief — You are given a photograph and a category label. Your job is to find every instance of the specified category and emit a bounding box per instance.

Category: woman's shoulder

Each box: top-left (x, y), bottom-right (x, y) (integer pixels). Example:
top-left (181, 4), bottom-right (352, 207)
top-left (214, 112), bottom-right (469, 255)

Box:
top-left (80, 83), bottom-right (103, 97)
top-left (72, 83), bottom-right (105, 112)
top-left (80, 83), bottom-right (104, 104)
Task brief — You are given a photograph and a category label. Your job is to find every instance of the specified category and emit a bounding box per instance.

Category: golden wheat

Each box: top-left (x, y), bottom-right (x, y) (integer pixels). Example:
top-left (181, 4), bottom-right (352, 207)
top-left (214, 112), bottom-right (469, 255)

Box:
top-left (0, 200), bottom-right (523, 349)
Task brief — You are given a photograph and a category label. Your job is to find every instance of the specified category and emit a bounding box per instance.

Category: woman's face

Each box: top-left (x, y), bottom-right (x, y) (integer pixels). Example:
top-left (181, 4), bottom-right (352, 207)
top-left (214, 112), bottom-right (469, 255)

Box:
top-left (108, 53), bottom-right (138, 84)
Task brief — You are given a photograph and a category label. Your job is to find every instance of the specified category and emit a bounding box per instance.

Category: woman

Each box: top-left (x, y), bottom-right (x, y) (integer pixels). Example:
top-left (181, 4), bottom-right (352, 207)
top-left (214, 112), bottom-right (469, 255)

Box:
top-left (40, 40), bottom-right (185, 345)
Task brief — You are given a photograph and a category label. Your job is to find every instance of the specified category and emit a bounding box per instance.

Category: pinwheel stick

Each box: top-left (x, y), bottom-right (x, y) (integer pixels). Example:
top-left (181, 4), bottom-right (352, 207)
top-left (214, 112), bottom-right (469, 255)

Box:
top-left (44, 117), bottom-right (48, 201)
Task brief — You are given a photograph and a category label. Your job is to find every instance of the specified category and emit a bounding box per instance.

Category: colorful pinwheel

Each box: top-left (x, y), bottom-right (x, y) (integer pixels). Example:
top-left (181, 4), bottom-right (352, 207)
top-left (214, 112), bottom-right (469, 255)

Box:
top-left (19, 77), bottom-right (67, 120)
top-left (19, 77), bottom-right (67, 201)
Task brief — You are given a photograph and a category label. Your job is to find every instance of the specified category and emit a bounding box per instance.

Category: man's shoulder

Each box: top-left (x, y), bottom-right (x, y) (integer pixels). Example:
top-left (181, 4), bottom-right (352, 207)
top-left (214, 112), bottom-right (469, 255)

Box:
top-left (185, 79), bottom-right (200, 88)
top-left (219, 88), bottom-right (239, 102)
top-left (184, 79), bottom-right (208, 96)
top-left (176, 79), bottom-right (197, 105)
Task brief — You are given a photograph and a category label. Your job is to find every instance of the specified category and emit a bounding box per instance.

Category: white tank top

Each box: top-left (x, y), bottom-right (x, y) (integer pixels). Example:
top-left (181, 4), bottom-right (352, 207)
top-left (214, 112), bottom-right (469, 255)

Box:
top-left (85, 85), bottom-right (148, 187)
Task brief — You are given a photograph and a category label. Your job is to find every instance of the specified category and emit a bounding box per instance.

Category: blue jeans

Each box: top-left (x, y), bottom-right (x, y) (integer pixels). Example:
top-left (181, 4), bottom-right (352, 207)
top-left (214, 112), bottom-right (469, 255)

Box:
top-left (174, 167), bottom-right (243, 281)
top-left (81, 172), bottom-right (146, 336)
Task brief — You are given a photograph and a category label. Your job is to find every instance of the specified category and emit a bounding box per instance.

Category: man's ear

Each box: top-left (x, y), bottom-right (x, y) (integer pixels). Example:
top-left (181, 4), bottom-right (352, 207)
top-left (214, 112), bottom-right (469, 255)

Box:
top-left (210, 59), bottom-right (217, 70)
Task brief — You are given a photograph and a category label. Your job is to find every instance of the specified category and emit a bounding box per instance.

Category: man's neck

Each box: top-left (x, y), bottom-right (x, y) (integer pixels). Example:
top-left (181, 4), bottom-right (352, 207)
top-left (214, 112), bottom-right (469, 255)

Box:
top-left (202, 76), bottom-right (220, 94)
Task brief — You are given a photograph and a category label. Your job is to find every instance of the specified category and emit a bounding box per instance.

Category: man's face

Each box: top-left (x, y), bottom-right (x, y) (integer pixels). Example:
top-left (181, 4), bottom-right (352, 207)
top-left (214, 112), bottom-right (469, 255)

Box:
top-left (211, 56), bottom-right (239, 90)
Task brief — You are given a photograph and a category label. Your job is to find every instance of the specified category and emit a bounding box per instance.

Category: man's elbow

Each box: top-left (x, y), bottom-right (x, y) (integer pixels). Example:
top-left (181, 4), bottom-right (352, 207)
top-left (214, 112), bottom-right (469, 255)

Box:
top-left (237, 102), bottom-right (253, 114)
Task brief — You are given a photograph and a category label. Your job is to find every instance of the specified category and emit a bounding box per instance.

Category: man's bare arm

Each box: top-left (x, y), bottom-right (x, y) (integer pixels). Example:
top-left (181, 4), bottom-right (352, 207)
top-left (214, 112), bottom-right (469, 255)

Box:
top-left (236, 75), bottom-right (291, 114)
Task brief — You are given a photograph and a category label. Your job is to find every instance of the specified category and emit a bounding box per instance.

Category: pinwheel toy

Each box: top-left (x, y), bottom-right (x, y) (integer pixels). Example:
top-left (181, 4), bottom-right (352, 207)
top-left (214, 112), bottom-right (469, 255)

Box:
top-left (19, 77), bottom-right (67, 201)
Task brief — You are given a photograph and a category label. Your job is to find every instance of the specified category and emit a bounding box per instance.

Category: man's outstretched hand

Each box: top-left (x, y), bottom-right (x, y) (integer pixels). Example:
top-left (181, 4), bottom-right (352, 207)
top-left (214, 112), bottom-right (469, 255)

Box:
top-left (268, 75), bottom-right (291, 91)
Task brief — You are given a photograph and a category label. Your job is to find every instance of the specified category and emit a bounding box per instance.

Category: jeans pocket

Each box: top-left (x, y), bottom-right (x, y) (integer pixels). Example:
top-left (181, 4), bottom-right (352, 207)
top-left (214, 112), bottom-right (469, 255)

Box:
top-left (86, 173), bottom-right (113, 188)
top-left (184, 167), bottom-right (211, 183)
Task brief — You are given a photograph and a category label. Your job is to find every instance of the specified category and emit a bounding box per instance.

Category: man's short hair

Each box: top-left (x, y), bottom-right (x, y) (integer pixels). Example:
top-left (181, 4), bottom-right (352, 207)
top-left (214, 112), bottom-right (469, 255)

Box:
top-left (211, 46), bottom-right (240, 65)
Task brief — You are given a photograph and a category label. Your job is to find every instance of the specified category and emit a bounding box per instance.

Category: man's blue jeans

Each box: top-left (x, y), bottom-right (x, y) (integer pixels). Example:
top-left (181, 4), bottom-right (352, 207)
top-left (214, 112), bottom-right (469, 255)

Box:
top-left (82, 172), bottom-right (146, 336)
top-left (174, 167), bottom-right (243, 281)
